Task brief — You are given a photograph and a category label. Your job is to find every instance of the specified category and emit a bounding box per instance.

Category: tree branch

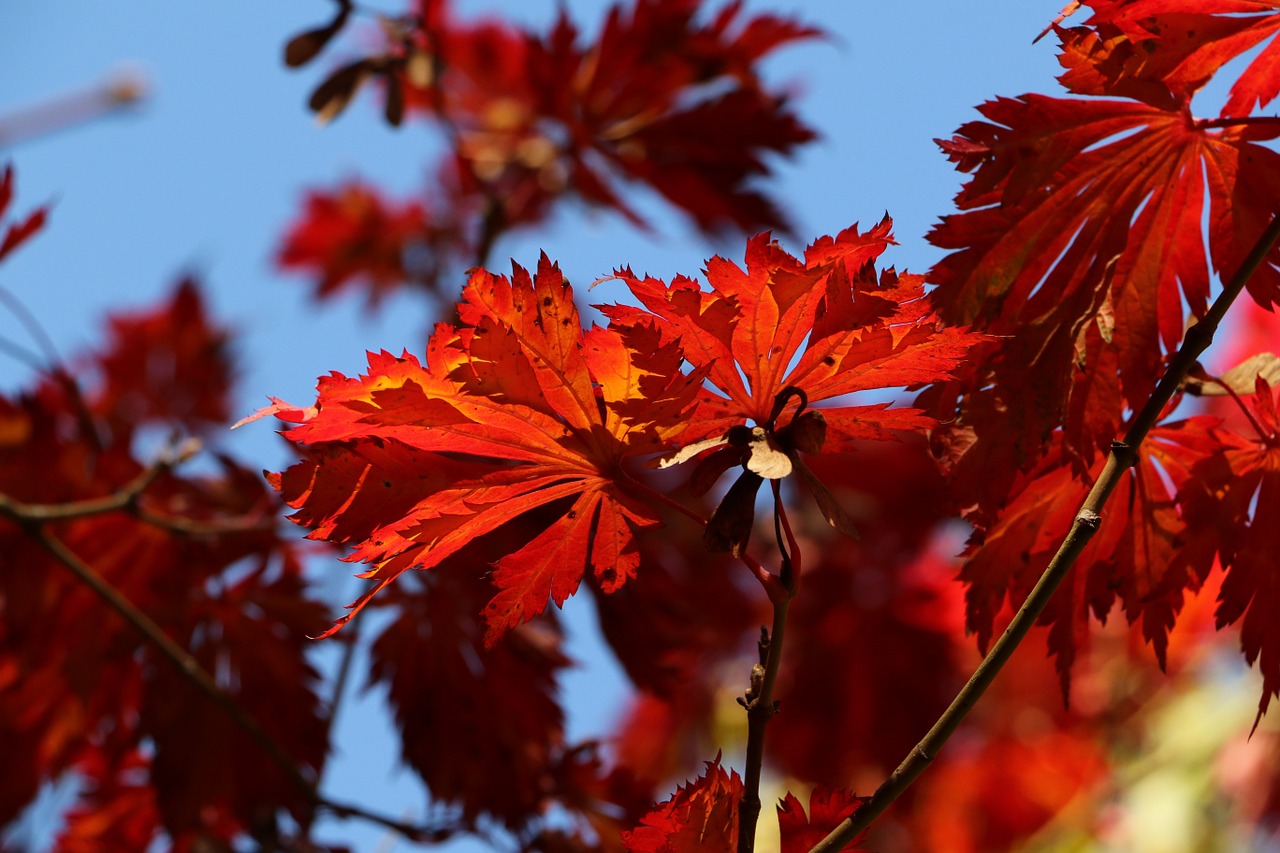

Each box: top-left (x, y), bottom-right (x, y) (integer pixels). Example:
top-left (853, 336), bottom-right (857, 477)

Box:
top-left (809, 210), bottom-right (1280, 853)
top-left (737, 481), bottom-right (801, 853)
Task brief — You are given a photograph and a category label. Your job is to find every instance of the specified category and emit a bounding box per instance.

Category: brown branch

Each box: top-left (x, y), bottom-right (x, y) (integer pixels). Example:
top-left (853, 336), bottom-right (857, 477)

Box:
top-left (809, 209), bottom-right (1280, 853)
top-left (0, 438), bottom-right (275, 536)
top-left (0, 68), bottom-right (147, 146)
top-left (0, 439), bottom-right (198, 523)
top-left (737, 481), bottom-right (800, 852)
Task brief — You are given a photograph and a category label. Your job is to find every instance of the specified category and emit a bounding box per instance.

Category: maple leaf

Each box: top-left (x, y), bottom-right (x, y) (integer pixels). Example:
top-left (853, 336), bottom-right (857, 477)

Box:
top-left (603, 220), bottom-right (985, 548)
top-left (300, 0), bottom-right (818, 285)
top-left (454, 0), bottom-right (819, 235)
top-left (264, 254), bottom-right (705, 644)
top-left (1068, 1), bottom-right (1280, 117)
top-left (277, 180), bottom-right (463, 303)
top-left (368, 569), bottom-right (570, 828)
top-left (1179, 377), bottom-right (1280, 727)
top-left (0, 163), bottom-right (48, 264)
top-left (89, 277), bottom-right (235, 435)
top-left (927, 83), bottom-right (1280, 514)
top-left (51, 750), bottom-right (164, 853)
top-left (777, 787), bottom-right (868, 853)
top-left (622, 755), bottom-right (741, 853)
top-left (958, 417), bottom-right (1228, 696)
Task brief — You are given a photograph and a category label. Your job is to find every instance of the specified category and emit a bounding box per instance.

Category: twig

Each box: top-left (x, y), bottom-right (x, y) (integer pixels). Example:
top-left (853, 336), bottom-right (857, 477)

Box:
top-left (315, 798), bottom-right (458, 844)
top-left (737, 481), bottom-right (800, 852)
top-left (0, 439), bottom-right (274, 536)
top-left (0, 68), bottom-right (148, 146)
top-left (808, 211), bottom-right (1280, 853)
top-left (0, 441), bottom-right (195, 523)
top-left (134, 505), bottom-right (278, 536)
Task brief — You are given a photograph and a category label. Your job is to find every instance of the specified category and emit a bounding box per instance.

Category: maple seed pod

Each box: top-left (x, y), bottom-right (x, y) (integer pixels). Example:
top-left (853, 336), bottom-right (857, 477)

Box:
top-left (704, 471), bottom-right (763, 556)
top-left (787, 410), bottom-right (827, 455)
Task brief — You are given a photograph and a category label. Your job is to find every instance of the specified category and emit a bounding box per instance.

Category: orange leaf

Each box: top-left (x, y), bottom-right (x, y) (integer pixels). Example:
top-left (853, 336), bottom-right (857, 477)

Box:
top-left (267, 255), bottom-right (704, 643)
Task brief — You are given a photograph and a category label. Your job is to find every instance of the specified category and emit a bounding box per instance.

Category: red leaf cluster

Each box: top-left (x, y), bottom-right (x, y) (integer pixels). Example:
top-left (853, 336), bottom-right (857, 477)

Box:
top-left (1182, 378), bottom-right (1280, 726)
top-left (277, 180), bottom-right (460, 305)
top-left (279, 0), bottom-right (818, 301)
top-left (621, 757), bottom-right (866, 853)
top-left (0, 280), bottom-right (329, 849)
top-left (262, 225), bottom-right (984, 648)
top-left (264, 253), bottom-right (709, 644)
top-left (927, 2), bottom-right (1280, 518)
top-left (920, 0), bottom-right (1280, 715)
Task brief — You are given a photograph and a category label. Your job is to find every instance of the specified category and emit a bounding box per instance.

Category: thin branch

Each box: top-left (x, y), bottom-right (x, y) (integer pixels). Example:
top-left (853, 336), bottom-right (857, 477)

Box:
top-left (737, 481), bottom-right (800, 853)
top-left (0, 439), bottom-right (275, 536)
top-left (0, 68), bottom-right (147, 146)
top-left (0, 334), bottom-right (44, 369)
top-left (315, 798), bottom-right (459, 844)
top-left (134, 505), bottom-right (279, 536)
top-left (0, 284), bottom-right (66, 369)
top-left (809, 210), bottom-right (1280, 853)
top-left (0, 440), bottom-right (196, 523)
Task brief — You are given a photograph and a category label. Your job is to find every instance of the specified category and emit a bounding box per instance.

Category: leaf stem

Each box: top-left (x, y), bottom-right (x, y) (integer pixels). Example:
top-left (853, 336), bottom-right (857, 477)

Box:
top-left (808, 209), bottom-right (1280, 853)
top-left (1211, 376), bottom-right (1270, 441)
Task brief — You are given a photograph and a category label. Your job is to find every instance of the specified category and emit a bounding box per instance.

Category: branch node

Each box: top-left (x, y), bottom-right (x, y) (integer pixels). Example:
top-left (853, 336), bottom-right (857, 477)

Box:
top-left (173, 436), bottom-right (203, 463)
top-left (1110, 439), bottom-right (1137, 469)
top-left (1076, 509), bottom-right (1102, 529)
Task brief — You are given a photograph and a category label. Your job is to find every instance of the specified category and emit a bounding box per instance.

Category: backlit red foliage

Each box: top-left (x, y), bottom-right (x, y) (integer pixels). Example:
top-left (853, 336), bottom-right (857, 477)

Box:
top-left (9, 0), bottom-right (1280, 850)
top-left (280, 0), bottom-right (818, 300)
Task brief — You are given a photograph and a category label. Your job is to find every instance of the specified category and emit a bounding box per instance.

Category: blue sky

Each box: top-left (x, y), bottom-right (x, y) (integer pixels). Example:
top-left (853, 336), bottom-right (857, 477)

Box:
top-left (0, 2), bottom-right (1069, 849)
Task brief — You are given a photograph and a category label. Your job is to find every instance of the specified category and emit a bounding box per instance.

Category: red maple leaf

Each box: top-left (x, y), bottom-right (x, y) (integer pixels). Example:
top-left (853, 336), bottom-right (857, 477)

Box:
top-left (290, 0), bottom-right (818, 304)
top-left (958, 416), bottom-right (1228, 696)
top-left (927, 78), bottom-right (1280, 515)
top-left (368, 569), bottom-right (570, 828)
top-left (277, 180), bottom-right (463, 303)
top-left (608, 218), bottom-right (980, 444)
top-left (395, 0), bottom-right (819, 237)
top-left (777, 787), bottom-right (868, 853)
top-left (1182, 377), bottom-right (1280, 726)
top-left (622, 755), bottom-right (741, 853)
top-left (89, 277), bottom-right (235, 434)
top-left (262, 254), bottom-right (705, 644)
top-left (603, 220), bottom-right (985, 550)
top-left (1066, 1), bottom-right (1280, 117)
